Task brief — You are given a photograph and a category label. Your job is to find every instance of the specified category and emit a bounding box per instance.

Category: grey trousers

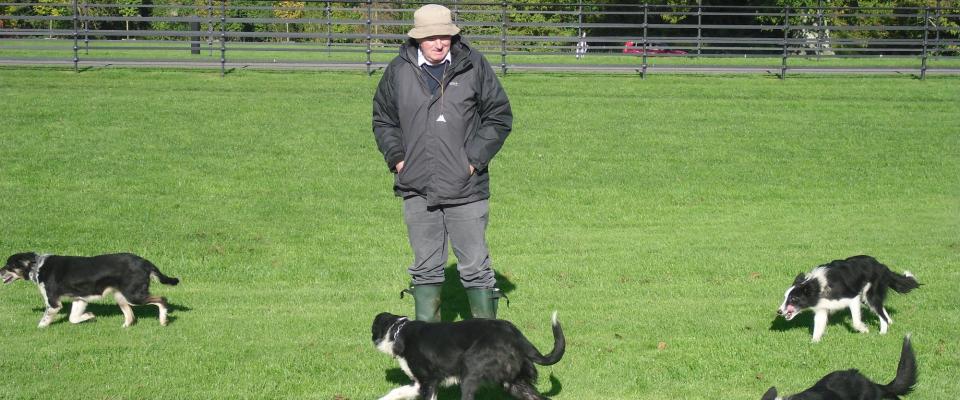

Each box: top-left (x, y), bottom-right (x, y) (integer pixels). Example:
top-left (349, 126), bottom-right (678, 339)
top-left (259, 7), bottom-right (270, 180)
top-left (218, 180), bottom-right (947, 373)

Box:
top-left (403, 196), bottom-right (496, 289)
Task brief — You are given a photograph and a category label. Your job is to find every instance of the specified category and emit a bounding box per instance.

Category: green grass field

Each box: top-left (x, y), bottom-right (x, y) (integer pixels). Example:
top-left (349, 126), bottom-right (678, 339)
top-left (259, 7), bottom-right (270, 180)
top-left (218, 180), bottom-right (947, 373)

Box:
top-left (0, 67), bottom-right (958, 399)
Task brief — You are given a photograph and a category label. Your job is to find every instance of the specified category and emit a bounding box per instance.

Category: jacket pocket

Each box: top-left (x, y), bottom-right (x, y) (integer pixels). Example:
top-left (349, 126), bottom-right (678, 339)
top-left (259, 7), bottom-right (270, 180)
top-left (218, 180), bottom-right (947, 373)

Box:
top-left (426, 144), bottom-right (466, 199)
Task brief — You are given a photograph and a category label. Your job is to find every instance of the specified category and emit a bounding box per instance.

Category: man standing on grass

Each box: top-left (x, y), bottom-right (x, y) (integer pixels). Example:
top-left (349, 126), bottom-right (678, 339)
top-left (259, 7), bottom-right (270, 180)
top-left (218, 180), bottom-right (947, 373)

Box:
top-left (372, 4), bottom-right (513, 322)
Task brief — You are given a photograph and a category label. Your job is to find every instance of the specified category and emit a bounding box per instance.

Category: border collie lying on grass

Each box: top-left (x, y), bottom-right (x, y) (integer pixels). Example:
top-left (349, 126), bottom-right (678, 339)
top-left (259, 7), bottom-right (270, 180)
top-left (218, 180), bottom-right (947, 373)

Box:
top-left (2, 252), bottom-right (179, 328)
top-left (371, 311), bottom-right (565, 400)
top-left (762, 335), bottom-right (917, 400)
top-left (777, 255), bottom-right (919, 342)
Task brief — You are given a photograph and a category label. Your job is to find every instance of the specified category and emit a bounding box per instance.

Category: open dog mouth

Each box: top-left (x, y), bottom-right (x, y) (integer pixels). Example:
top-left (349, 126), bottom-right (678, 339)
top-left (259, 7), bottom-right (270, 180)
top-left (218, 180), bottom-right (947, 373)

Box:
top-left (2, 273), bottom-right (16, 284)
top-left (780, 305), bottom-right (797, 320)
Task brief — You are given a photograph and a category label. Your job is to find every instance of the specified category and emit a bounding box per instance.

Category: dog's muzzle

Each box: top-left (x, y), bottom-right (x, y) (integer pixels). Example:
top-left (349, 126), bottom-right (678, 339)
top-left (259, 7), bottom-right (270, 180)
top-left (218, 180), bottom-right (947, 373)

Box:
top-left (778, 305), bottom-right (797, 320)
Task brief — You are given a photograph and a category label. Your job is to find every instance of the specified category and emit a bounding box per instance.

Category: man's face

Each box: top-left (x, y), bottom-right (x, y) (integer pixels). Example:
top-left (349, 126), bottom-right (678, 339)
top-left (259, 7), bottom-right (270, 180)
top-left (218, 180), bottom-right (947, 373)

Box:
top-left (417, 35), bottom-right (452, 64)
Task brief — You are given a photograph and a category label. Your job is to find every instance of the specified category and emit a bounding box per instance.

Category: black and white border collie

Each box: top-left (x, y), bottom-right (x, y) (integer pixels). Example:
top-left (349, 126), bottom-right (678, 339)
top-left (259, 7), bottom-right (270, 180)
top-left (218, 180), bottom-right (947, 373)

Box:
top-left (762, 334), bottom-right (917, 400)
top-left (1, 252), bottom-right (180, 328)
top-left (777, 255), bottom-right (919, 342)
top-left (371, 311), bottom-right (565, 400)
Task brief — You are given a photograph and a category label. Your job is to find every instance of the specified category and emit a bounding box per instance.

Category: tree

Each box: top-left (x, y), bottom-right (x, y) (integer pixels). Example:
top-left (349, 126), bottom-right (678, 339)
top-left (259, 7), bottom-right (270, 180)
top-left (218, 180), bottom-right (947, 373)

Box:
top-left (762, 0), bottom-right (959, 55)
top-left (32, 0), bottom-right (69, 34)
top-left (274, 1), bottom-right (304, 41)
top-left (118, 0), bottom-right (143, 39)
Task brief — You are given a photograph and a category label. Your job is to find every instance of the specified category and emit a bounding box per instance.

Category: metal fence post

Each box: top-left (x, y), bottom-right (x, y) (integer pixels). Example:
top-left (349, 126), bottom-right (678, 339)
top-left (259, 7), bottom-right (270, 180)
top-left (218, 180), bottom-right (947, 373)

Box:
top-left (697, 2), bottom-right (702, 56)
top-left (72, 0), bottom-right (79, 72)
top-left (921, 7), bottom-right (929, 80)
top-left (641, 3), bottom-right (648, 79)
top-left (325, 1), bottom-right (332, 56)
top-left (816, 0), bottom-right (824, 61)
top-left (208, 0), bottom-right (214, 56)
top-left (577, 0), bottom-right (583, 59)
top-left (500, 1), bottom-right (508, 75)
top-left (220, 0), bottom-right (226, 77)
top-left (366, 0), bottom-right (373, 76)
top-left (82, 0), bottom-right (89, 54)
top-left (781, 6), bottom-right (790, 80)
top-left (934, 2), bottom-right (941, 56)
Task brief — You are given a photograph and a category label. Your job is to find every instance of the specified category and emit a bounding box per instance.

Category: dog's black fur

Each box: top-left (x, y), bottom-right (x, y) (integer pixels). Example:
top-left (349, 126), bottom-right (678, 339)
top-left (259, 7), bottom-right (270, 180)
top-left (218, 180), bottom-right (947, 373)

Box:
top-left (371, 312), bottom-right (565, 400)
top-left (1, 252), bottom-right (179, 328)
top-left (762, 335), bottom-right (917, 400)
top-left (777, 255), bottom-right (919, 342)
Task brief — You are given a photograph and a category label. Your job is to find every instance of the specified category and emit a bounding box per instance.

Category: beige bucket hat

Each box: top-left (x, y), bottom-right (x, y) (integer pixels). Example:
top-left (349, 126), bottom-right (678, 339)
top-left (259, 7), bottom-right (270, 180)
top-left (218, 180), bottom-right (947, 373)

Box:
top-left (407, 4), bottom-right (461, 39)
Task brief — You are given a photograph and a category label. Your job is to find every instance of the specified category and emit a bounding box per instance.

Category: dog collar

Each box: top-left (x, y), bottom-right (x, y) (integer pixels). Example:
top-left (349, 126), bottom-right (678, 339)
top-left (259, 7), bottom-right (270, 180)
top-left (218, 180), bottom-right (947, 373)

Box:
top-left (28, 254), bottom-right (49, 284)
top-left (392, 317), bottom-right (410, 341)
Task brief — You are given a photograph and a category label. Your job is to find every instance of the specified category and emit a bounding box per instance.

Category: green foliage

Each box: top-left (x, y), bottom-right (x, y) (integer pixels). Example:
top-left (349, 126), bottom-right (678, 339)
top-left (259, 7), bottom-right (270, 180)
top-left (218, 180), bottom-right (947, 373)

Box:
top-left (118, 0), bottom-right (142, 18)
top-left (32, 0), bottom-right (68, 31)
top-left (32, 0), bottom-right (66, 18)
top-left (745, 0), bottom-right (959, 55)
top-left (273, 0), bottom-right (304, 20)
top-left (505, 3), bottom-right (580, 47)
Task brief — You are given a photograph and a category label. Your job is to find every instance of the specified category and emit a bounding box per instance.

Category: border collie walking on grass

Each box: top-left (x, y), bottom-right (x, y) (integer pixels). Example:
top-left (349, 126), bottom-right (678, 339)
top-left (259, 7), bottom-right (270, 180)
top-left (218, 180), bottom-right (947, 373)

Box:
top-left (1, 252), bottom-right (180, 328)
top-left (777, 255), bottom-right (919, 342)
top-left (371, 311), bottom-right (565, 400)
top-left (762, 334), bottom-right (917, 400)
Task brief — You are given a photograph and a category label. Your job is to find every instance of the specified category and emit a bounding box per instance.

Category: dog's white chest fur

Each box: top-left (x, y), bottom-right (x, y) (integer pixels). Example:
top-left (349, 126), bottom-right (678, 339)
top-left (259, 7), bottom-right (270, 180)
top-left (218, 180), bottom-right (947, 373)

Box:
top-left (397, 357), bottom-right (414, 379)
top-left (36, 282), bottom-right (49, 307)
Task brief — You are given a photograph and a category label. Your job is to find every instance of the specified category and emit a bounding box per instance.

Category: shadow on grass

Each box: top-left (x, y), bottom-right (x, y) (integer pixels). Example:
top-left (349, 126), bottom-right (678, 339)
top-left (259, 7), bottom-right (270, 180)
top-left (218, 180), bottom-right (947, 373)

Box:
top-left (768, 306), bottom-right (900, 335)
top-left (542, 374), bottom-right (563, 397)
top-left (33, 301), bottom-right (191, 327)
top-left (383, 369), bottom-right (562, 400)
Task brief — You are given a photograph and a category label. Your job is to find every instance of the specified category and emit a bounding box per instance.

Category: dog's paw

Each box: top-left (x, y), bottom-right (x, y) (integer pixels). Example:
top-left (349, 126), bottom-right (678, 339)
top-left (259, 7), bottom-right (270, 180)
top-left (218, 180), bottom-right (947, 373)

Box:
top-left (69, 312), bottom-right (96, 324)
top-left (853, 324), bottom-right (869, 334)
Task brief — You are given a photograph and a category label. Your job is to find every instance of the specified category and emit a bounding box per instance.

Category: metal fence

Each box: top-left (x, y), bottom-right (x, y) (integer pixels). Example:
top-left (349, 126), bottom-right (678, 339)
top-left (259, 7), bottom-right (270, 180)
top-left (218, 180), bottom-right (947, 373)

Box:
top-left (1, 1), bottom-right (958, 78)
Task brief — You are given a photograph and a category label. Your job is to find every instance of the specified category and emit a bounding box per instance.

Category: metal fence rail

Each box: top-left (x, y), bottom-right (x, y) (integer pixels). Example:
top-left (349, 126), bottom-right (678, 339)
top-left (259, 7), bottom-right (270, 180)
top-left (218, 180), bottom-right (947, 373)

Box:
top-left (1, 1), bottom-right (958, 78)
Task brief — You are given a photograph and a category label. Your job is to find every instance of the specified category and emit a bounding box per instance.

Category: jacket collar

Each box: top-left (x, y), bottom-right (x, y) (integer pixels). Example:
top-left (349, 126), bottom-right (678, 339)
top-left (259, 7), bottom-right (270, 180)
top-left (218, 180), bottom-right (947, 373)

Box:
top-left (417, 48), bottom-right (451, 67)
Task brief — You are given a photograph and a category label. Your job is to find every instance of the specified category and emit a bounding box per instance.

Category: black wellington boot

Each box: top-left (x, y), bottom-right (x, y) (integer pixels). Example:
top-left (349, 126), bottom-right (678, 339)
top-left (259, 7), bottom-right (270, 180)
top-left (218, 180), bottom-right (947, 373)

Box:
top-left (465, 287), bottom-right (506, 319)
top-left (401, 284), bottom-right (442, 322)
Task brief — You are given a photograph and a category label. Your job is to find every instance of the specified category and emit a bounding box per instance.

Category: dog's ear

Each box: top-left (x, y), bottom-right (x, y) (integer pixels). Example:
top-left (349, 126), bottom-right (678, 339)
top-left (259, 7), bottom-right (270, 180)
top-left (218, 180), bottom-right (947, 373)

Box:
top-left (796, 280), bottom-right (819, 296)
top-left (372, 313), bottom-right (393, 340)
top-left (761, 387), bottom-right (778, 400)
top-left (16, 252), bottom-right (38, 268)
top-left (792, 273), bottom-right (805, 286)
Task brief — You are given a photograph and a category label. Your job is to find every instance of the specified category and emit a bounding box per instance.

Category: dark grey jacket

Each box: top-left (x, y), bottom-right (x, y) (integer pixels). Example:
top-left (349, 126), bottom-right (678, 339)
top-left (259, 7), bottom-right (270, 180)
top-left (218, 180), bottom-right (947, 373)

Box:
top-left (372, 37), bottom-right (512, 206)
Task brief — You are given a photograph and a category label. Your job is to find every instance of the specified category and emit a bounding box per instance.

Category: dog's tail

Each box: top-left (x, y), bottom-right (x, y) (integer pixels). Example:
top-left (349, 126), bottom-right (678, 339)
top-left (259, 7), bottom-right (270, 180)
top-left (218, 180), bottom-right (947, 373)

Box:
top-left (145, 260), bottom-right (180, 286)
top-left (888, 269), bottom-right (920, 294)
top-left (881, 334), bottom-right (917, 398)
top-left (522, 311), bottom-right (565, 366)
